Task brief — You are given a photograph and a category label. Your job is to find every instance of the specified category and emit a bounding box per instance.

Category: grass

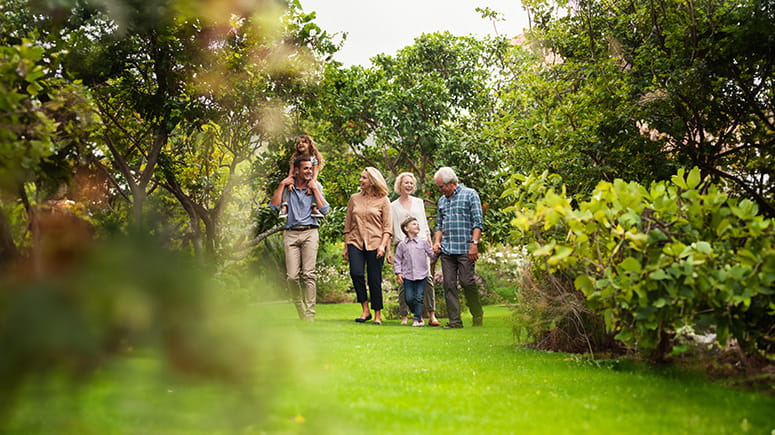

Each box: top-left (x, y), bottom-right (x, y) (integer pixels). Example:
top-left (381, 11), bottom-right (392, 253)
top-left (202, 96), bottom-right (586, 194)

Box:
top-left (5, 302), bottom-right (775, 434)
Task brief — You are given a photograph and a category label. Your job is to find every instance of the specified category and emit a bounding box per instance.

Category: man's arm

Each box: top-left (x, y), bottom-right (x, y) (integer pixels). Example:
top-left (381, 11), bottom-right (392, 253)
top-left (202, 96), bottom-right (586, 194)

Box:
top-left (433, 230), bottom-right (443, 254)
top-left (468, 227), bottom-right (481, 261)
top-left (308, 182), bottom-right (329, 215)
top-left (433, 198), bottom-right (444, 253)
top-left (468, 190), bottom-right (484, 261)
top-left (270, 176), bottom-right (294, 207)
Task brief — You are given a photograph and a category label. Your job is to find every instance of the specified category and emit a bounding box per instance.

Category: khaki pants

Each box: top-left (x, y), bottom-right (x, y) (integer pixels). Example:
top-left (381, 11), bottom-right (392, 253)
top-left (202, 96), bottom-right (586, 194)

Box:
top-left (284, 228), bottom-right (319, 320)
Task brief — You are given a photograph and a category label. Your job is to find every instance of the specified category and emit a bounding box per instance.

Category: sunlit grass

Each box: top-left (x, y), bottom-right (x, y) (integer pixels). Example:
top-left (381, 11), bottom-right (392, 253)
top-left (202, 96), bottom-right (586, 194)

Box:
top-left (6, 303), bottom-right (775, 434)
top-left (261, 304), bottom-right (775, 434)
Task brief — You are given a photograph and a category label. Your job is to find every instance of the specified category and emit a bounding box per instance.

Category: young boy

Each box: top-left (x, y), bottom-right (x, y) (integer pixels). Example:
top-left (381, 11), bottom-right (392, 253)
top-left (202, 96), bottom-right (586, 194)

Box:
top-left (393, 217), bottom-right (436, 327)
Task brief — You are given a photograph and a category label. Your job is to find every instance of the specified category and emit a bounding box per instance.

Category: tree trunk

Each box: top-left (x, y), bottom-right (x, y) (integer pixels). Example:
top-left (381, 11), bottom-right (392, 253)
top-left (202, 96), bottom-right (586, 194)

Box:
top-left (0, 208), bottom-right (19, 270)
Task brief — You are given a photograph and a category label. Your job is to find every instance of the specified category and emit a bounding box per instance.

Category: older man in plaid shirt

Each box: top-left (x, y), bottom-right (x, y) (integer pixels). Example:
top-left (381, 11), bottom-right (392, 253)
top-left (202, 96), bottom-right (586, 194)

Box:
top-left (432, 167), bottom-right (484, 329)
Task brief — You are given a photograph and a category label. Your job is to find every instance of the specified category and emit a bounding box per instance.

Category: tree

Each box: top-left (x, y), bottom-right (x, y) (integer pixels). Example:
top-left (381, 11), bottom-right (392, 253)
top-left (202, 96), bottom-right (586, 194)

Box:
top-left (151, 1), bottom-right (338, 260)
top-left (505, 0), bottom-right (775, 215)
top-left (313, 32), bottom-right (502, 186)
top-left (0, 39), bottom-right (98, 269)
top-left (305, 32), bottom-right (523, 242)
top-left (7, 0), bottom-right (339, 260)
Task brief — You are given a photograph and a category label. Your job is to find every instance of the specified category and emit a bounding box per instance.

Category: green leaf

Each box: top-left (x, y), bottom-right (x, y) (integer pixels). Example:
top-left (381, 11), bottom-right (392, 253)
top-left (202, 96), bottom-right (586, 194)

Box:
top-left (533, 242), bottom-right (555, 257)
top-left (686, 167), bottom-right (701, 189)
top-left (671, 168), bottom-right (687, 189)
top-left (648, 269), bottom-right (671, 280)
top-left (693, 241), bottom-right (711, 255)
top-left (574, 275), bottom-right (595, 294)
top-left (619, 256), bottom-right (642, 272)
top-left (548, 246), bottom-right (573, 265)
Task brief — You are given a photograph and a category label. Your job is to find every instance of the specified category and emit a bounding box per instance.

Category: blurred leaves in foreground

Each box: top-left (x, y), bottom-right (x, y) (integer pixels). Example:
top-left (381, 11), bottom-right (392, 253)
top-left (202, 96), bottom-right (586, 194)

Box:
top-left (0, 208), bottom-right (297, 430)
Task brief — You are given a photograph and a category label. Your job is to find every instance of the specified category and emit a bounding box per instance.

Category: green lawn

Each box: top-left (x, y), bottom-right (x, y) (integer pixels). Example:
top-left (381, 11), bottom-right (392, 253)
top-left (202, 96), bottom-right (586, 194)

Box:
top-left (6, 302), bottom-right (775, 434)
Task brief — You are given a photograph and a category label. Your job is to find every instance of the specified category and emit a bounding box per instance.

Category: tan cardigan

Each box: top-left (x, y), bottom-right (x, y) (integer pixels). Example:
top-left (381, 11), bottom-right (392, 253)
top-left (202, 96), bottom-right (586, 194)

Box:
top-left (343, 192), bottom-right (393, 250)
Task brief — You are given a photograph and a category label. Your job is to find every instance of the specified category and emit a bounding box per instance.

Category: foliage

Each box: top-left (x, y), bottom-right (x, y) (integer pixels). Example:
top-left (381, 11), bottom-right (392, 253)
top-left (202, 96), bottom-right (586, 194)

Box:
top-left (317, 205), bottom-right (346, 244)
top-left (507, 168), bottom-right (775, 361)
top-left (305, 33), bottom-right (518, 244)
top-left (0, 229), bottom-right (258, 421)
top-left (476, 245), bottom-right (527, 303)
top-left (1, 0), bottom-right (341, 264)
top-left (313, 32), bottom-right (500, 181)
top-left (314, 241), bottom-right (354, 304)
top-left (0, 38), bottom-right (99, 262)
top-left (501, 0), bottom-right (775, 215)
top-left (511, 260), bottom-right (623, 355)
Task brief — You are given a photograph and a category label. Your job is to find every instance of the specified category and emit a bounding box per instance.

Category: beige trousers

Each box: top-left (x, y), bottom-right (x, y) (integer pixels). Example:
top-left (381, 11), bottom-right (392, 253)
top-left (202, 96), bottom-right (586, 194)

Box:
top-left (284, 228), bottom-right (319, 320)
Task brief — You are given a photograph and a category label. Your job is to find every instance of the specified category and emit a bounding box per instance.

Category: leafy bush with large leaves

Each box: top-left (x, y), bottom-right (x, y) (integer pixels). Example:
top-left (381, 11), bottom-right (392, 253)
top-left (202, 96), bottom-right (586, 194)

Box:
top-left (507, 168), bottom-right (775, 361)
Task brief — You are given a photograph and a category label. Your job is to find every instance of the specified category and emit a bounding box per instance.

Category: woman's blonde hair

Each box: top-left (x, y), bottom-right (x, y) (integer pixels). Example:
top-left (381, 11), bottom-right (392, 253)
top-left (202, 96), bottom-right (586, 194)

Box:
top-left (364, 167), bottom-right (389, 197)
top-left (393, 172), bottom-right (417, 195)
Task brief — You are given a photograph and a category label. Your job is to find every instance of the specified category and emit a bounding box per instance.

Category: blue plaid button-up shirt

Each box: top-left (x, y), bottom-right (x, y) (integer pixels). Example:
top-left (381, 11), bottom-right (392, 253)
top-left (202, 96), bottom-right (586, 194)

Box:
top-left (435, 184), bottom-right (483, 255)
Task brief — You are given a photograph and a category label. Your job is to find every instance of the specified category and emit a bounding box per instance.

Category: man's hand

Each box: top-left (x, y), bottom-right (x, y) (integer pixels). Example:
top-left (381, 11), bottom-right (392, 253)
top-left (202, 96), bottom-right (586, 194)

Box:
top-left (280, 176), bottom-right (295, 191)
top-left (432, 242), bottom-right (441, 254)
top-left (468, 243), bottom-right (479, 262)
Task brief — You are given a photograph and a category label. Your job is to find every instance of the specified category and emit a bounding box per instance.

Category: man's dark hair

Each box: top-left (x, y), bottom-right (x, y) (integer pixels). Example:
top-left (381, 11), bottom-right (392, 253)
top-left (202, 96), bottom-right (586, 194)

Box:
top-left (293, 156), bottom-right (312, 169)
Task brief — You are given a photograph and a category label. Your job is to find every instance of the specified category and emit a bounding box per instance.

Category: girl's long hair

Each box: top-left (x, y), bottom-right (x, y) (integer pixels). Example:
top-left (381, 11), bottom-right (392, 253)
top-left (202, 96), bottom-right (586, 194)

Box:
top-left (290, 134), bottom-right (324, 171)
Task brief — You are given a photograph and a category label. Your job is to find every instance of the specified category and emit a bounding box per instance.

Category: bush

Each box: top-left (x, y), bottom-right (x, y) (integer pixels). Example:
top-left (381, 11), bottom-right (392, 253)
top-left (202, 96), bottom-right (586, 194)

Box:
top-left (315, 241), bottom-right (354, 304)
top-left (507, 168), bottom-right (775, 362)
top-left (512, 262), bottom-right (624, 355)
top-left (477, 245), bottom-right (526, 304)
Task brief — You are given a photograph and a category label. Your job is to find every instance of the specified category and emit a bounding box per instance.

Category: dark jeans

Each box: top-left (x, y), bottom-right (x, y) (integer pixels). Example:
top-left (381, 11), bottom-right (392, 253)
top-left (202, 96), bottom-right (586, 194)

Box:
top-left (397, 255), bottom-right (437, 317)
top-left (403, 278), bottom-right (426, 320)
top-left (348, 244), bottom-right (384, 310)
top-left (441, 253), bottom-right (483, 326)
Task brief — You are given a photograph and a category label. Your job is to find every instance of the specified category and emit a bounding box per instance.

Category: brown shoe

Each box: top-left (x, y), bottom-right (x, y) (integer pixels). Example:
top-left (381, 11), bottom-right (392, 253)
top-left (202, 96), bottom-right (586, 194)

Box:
top-left (428, 320), bottom-right (442, 327)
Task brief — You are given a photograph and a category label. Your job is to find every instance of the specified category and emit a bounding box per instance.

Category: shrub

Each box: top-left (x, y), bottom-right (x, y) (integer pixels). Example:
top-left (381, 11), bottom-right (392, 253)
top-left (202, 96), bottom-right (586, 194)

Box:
top-left (313, 241), bottom-right (353, 304)
top-left (477, 245), bottom-right (527, 304)
top-left (507, 168), bottom-right (775, 362)
top-left (512, 262), bottom-right (623, 355)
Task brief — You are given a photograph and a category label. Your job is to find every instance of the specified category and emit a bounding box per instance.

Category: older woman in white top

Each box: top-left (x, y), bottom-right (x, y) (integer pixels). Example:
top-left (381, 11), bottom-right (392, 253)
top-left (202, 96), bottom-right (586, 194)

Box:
top-left (388, 172), bottom-right (441, 326)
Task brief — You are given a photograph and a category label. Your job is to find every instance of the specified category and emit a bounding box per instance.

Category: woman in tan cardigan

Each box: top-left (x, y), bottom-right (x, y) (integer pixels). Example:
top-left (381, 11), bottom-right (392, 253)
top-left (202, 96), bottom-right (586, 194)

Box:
top-left (343, 167), bottom-right (393, 324)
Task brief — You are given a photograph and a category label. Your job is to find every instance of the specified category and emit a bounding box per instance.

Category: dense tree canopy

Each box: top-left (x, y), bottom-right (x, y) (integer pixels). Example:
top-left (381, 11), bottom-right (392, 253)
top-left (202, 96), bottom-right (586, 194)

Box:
top-left (0, 0), bottom-right (338, 262)
top-left (500, 0), bottom-right (774, 216)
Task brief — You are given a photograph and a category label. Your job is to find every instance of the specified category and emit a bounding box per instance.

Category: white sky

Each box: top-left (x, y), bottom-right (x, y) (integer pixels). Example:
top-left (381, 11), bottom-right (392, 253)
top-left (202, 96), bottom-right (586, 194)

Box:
top-left (299, 0), bottom-right (531, 66)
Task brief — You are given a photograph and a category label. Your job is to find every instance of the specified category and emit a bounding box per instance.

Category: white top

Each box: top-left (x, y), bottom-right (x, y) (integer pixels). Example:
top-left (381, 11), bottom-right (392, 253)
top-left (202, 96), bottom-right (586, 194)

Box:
top-left (391, 196), bottom-right (431, 244)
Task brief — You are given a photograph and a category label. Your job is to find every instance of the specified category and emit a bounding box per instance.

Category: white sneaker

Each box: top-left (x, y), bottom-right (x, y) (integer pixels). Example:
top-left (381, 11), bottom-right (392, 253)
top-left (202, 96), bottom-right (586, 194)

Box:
top-left (278, 211), bottom-right (288, 219)
top-left (411, 320), bottom-right (424, 327)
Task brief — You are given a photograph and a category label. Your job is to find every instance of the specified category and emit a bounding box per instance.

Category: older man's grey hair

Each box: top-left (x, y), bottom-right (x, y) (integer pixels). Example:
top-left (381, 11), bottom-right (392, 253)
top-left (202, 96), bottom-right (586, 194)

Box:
top-left (434, 167), bottom-right (458, 185)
